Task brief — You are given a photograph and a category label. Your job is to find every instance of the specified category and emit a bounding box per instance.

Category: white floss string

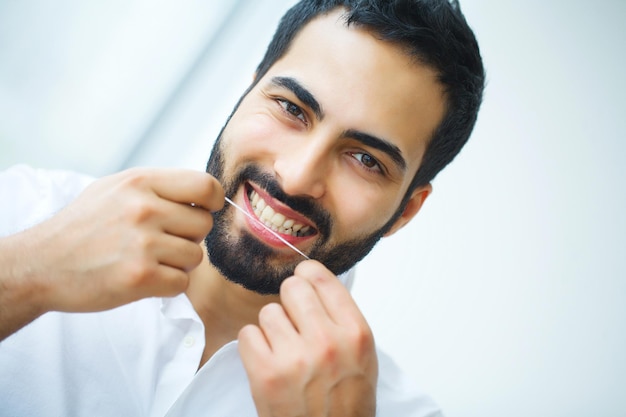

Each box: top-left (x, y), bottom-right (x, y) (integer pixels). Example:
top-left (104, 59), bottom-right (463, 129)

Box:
top-left (224, 196), bottom-right (310, 260)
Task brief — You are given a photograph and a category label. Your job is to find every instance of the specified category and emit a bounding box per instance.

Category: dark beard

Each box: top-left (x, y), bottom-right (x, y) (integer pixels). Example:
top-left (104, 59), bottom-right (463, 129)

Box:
top-left (204, 113), bottom-right (403, 295)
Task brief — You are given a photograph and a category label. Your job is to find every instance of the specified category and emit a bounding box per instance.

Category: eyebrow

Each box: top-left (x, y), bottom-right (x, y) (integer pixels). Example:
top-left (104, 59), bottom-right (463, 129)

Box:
top-left (270, 76), bottom-right (324, 121)
top-left (343, 129), bottom-right (407, 173)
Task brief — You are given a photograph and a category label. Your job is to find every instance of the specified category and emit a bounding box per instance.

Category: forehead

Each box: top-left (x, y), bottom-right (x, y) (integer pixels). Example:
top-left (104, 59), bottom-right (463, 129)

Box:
top-left (259, 9), bottom-right (446, 178)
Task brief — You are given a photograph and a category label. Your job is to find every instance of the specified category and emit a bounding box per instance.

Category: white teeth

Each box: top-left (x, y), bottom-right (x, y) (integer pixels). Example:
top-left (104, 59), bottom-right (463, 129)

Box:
top-left (271, 213), bottom-right (286, 227)
top-left (248, 190), bottom-right (312, 237)
top-left (260, 205), bottom-right (274, 222)
top-left (251, 192), bottom-right (260, 207)
top-left (256, 198), bottom-right (266, 212)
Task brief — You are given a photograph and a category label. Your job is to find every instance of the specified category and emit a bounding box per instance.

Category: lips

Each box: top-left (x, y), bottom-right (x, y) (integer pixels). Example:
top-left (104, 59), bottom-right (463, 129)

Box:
top-left (244, 183), bottom-right (317, 239)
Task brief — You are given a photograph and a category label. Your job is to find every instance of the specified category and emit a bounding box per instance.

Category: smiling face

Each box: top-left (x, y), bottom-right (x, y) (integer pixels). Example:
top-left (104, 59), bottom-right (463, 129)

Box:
top-left (205, 10), bottom-right (446, 294)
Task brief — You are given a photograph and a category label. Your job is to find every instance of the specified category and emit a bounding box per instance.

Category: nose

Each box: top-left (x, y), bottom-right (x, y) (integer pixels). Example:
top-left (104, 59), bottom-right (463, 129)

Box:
top-left (273, 136), bottom-right (330, 199)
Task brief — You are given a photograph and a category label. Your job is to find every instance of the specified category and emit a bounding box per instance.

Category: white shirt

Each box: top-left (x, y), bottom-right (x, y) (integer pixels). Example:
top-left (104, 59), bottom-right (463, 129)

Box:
top-left (0, 165), bottom-right (443, 417)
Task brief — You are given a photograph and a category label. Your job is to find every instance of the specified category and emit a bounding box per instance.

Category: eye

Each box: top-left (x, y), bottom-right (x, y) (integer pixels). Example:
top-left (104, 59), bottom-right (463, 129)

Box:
top-left (277, 98), bottom-right (307, 124)
top-left (350, 152), bottom-right (382, 173)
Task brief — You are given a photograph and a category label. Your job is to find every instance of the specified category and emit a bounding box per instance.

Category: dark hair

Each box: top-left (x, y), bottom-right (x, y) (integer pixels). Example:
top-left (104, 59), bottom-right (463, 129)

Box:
top-left (256, 0), bottom-right (485, 202)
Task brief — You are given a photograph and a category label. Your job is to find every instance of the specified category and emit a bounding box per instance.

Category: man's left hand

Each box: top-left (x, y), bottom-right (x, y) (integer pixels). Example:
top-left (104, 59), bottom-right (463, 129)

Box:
top-left (238, 260), bottom-right (378, 417)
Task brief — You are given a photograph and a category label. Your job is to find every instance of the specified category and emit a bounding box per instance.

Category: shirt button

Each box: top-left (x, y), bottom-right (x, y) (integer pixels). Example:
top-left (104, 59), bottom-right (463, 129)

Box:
top-left (183, 336), bottom-right (195, 348)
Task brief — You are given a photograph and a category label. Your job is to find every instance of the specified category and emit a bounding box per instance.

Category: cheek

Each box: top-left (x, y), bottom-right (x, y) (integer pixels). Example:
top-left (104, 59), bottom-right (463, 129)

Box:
top-left (225, 112), bottom-right (284, 161)
top-left (330, 178), bottom-right (399, 237)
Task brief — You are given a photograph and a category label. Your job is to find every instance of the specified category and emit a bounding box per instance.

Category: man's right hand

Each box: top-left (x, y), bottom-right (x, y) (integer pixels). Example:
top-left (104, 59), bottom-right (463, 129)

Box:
top-left (0, 168), bottom-right (224, 332)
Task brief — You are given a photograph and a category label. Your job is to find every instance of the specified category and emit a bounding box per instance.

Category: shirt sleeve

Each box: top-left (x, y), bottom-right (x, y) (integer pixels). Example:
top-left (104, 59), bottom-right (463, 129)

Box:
top-left (0, 164), bottom-right (94, 237)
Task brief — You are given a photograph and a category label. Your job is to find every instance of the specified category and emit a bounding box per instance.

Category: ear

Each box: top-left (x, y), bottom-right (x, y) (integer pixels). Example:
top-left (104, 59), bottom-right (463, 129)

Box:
top-left (383, 183), bottom-right (432, 237)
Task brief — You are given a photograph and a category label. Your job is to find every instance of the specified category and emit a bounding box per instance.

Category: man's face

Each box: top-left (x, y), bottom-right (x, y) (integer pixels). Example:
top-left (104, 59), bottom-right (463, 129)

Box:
top-left (205, 10), bottom-right (445, 294)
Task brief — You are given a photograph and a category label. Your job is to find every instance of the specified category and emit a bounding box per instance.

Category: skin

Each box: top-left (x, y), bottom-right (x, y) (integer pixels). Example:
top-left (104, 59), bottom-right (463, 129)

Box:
top-left (0, 168), bottom-right (224, 340)
top-left (0, 8), bottom-right (446, 417)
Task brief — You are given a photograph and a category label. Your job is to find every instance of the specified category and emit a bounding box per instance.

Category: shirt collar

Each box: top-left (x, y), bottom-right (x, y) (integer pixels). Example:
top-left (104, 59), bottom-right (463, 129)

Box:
top-left (160, 293), bottom-right (201, 322)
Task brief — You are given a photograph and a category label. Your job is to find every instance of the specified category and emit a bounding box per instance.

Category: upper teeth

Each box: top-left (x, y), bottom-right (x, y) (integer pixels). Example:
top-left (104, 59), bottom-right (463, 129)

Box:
top-left (249, 190), bottom-right (312, 237)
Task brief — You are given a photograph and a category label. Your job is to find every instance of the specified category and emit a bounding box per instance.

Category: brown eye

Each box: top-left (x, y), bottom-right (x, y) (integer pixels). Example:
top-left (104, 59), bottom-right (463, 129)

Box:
top-left (277, 99), bottom-right (306, 123)
top-left (351, 152), bottom-right (381, 172)
top-left (361, 154), bottom-right (376, 168)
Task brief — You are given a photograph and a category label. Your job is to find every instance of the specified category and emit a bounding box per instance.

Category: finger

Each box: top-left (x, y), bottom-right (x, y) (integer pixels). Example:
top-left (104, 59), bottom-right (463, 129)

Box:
top-left (152, 234), bottom-right (204, 272)
top-left (293, 260), bottom-right (365, 326)
top-left (158, 200), bottom-right (215, 242)
top-left (279, 275), bottom-right (330, 334)
top-left (238, 324), bottom-right (272, 364)
top-left (129, 263), bottom-right (191, 300)
top-left (67, 263), bottom-right (190, 313)
top-left (257, 302), bottom-right (299, 351)
top-left (154, 170), bottom-right (225, 212)
top-left (151, 264), bottom-right (192, 295)
top-left (122, 168), bottom-right (225, 212)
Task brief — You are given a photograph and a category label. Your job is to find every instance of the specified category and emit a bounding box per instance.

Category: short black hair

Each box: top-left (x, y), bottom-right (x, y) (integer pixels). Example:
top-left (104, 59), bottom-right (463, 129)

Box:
top-left (256, 0), bottom-right (485, 202)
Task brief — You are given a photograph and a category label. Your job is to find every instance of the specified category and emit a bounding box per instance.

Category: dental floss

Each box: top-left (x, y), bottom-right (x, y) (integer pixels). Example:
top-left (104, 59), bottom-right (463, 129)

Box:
top-left (224, 196), bottom-right (311, 260)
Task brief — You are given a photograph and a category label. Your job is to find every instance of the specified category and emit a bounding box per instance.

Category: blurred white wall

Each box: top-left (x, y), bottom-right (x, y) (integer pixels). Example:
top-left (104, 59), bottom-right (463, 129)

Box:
top-left (1, 1), bottom-right (625, 417)
top-left (0, 0), bottom-right (289, 174)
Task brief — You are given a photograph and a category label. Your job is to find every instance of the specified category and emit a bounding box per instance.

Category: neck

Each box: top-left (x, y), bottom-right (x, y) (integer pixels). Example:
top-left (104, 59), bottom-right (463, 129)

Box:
top-left (185, 244), bottom-right (279, 364)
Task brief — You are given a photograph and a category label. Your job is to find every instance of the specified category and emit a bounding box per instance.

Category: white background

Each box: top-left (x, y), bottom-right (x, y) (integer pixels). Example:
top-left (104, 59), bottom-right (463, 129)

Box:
top-left (1, 1), bottom-right (624, 416)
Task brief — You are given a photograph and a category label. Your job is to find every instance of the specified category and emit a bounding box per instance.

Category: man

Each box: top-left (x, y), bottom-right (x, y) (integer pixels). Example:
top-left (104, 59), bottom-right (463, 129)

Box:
top-left (0, 0), bottom-right (484, 415)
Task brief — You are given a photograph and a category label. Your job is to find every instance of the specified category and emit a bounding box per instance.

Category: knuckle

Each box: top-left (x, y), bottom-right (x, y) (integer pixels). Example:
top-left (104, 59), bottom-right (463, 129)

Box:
top-left (119, 167), bottom-right (149, 188)
top-left (125, 258), bottom-right (156, 287)
top-left (125, 197), bottom-right (158, 224)
top-left (257, 371), bottom-right (285, 394)
top-left (317, 338), bottom-right (338, 364)
top-left (133, 231), bottom-right (158, 252)
top-left (346, 323), bottom-right (375, 356)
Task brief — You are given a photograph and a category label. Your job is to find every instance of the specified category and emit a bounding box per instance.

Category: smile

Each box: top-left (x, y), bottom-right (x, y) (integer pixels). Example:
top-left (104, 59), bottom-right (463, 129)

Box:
top-left (246, 187), bottom-right (316, 238)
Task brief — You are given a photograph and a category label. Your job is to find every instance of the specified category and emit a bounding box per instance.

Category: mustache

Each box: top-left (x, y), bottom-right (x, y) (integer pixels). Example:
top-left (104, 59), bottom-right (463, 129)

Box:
top-left (231, 164), bottom-right (332, 240)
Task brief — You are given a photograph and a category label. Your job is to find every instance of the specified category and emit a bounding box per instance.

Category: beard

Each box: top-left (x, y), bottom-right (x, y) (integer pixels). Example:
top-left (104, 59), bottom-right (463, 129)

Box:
top-left (204, 116), bottom-right (405, 295)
